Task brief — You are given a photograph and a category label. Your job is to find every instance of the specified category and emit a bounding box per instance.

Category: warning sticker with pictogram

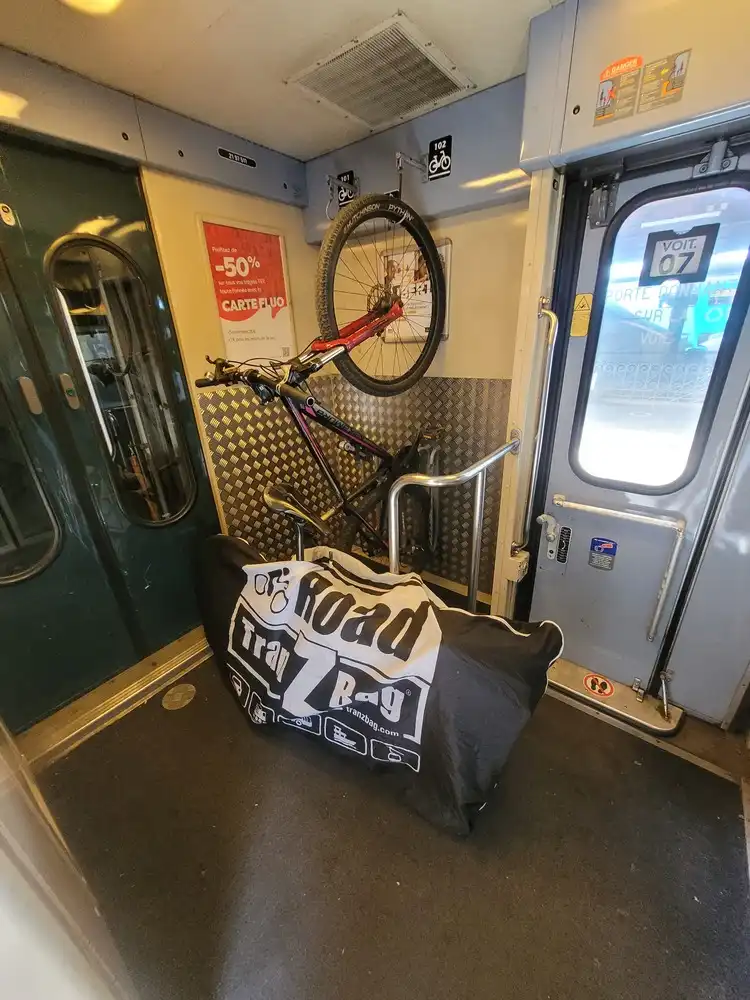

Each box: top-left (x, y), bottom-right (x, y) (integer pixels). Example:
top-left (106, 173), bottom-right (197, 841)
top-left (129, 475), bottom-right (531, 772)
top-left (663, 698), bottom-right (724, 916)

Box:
top-left (637, 50), bottom-right (691, 115)
top-left (594, 55), bottom-right (643, 126)
top-left (571, 293), bottom-right (593, 337)
top-left (583, 673), bottom-right (615, 698)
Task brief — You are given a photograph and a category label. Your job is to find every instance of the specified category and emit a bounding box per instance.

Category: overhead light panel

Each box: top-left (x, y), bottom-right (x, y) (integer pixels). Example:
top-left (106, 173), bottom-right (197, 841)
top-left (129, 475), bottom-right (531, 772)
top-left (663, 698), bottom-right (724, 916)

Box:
top-left (58, 0), bottom-right (124, 15)
top-left (462, 169), bottom-right (529, 190)
top-left (0, 92), bottom-right (27, 120)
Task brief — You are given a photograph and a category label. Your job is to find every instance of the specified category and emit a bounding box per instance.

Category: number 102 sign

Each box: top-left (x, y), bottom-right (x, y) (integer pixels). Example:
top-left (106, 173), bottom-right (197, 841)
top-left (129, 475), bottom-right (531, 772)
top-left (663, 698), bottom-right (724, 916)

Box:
top-left (639, 222), bottom-right (720, 286)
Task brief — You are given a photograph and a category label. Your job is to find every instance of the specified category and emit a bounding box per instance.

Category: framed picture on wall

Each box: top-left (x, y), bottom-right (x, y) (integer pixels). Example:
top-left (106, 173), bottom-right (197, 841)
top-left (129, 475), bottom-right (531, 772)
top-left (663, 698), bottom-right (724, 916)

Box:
top-left (381, 237), bottom-right (451, 344)
top-left (201, 219), bottom-right (295, 362)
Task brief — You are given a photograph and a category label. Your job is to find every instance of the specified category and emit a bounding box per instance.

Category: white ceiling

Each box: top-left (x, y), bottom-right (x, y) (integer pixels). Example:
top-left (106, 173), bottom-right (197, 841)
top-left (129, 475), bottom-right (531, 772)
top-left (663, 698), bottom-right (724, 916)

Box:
top-left (0, 0), bottom-right (559, 161)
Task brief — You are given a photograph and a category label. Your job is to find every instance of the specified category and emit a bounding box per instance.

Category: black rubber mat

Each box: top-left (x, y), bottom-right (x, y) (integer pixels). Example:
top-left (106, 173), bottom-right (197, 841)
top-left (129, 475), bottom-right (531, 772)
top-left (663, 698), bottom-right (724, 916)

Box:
top-left (42, 661), bottom-right (749, 1000)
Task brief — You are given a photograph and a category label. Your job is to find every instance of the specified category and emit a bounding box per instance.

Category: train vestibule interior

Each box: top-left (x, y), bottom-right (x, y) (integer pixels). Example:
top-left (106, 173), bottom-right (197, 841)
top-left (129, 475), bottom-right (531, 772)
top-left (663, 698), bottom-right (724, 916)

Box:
top-left (0, 1), bottom-right (749, 999)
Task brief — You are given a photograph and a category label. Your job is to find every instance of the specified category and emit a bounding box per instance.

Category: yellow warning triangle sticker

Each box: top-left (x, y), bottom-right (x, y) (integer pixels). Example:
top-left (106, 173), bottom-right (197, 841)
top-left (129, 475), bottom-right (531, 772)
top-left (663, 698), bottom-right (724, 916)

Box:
top-left (571, 293), bottom-right (593, 336)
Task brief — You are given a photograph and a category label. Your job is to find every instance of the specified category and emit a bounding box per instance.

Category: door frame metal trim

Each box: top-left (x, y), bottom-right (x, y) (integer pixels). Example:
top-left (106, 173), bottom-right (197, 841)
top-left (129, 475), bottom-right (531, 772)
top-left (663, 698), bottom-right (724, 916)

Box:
top-left (654, 352), bottom-right (750, 709)
top-left (512, 174), bottom-right (592, 620)
top-left (548, 658), bottom-right (684, 735)
top-left (552, 494), bottom-right (686, 642)
top-left (17, 626), bottom-right (210, 770)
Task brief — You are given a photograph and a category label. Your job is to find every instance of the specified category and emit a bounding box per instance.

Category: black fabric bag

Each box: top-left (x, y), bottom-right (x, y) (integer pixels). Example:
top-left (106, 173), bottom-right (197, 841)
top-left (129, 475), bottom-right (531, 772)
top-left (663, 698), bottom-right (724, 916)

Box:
top-left (198, 535), bottom-right (563, 835)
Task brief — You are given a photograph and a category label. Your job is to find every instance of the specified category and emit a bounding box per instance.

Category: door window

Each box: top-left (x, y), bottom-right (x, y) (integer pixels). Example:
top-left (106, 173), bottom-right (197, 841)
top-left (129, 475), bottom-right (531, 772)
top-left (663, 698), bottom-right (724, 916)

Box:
top-left (48, 240), bottom-right (195, 524)
top-left (572, 184), bottom-right (750, 491)
top-left (0, 384), bottom-right (59, 582)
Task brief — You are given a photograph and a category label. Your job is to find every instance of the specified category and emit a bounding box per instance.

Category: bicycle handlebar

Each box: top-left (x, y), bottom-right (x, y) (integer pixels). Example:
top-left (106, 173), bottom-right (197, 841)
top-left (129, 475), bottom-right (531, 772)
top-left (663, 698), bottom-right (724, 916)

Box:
top-left (194, 356), bottom-right (259, 389)
top-left (194, 369), bottom-right (258, 388)
top-left (193, 366), bottom-right (312, 409)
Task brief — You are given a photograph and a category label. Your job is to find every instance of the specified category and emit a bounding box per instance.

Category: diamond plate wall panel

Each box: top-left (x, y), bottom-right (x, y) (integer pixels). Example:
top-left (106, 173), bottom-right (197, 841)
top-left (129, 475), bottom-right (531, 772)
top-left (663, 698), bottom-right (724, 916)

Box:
top-left (198, 376), bottom-right (510, 591)
top-left (198, 387), bottom-right (348, 559)
top-left (314, 376), bottom-right (511, 593)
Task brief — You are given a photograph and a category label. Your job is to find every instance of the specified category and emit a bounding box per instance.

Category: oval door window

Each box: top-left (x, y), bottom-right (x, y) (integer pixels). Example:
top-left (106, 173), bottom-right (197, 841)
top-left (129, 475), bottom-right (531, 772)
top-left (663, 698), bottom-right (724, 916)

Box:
top-left (0, 382), bottom-right (60, 583)
top-left (572, 183), bottom-right (750, 493)
top-left (49, 240), bottom-right (195, 524)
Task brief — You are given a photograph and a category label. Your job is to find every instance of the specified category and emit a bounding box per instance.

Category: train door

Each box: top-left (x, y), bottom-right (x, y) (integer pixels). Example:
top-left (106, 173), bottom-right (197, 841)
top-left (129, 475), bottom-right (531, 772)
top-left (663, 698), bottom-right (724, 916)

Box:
top-left (0, 136), bottom-right (218, 732)
top-left (530, 151), bottom-right (750, 724)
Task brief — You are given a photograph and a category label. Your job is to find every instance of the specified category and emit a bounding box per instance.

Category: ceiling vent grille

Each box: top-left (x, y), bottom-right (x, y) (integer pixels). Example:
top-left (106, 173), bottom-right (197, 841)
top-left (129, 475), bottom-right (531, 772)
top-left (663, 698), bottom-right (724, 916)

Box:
top-left (287, 13), bottom-right (474, 129)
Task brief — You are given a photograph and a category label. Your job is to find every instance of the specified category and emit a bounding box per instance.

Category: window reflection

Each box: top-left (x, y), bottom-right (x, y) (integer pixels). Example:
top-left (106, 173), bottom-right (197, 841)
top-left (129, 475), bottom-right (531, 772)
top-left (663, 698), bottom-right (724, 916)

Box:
top-left (576, 186), bottom-right (750, 488)
top-left (50, 241), bottom-right (194, 523)
top-left (0, 385), bottom-right (58, 582)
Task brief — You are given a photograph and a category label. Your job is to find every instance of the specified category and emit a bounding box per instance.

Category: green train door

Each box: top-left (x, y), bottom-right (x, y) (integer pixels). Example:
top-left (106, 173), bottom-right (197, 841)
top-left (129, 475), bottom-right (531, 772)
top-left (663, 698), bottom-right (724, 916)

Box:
top-left (0, 135), bottom-right (218, 732)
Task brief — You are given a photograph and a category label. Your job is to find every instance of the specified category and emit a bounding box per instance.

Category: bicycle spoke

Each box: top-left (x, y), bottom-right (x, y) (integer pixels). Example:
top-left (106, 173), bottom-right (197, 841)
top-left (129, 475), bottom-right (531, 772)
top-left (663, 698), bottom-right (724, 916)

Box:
top-left (344, 252), bottom-right (376, 292)
top-left (403, 313), bottom-right (430, 341)
top-left (395, 325), bottom-right (418, 366)
top-left (393, 333), bottom-right (407, 377)
top-left (350, 229), bottom-right (380, 286)
top-left (355, 335), bottom-right (380, 371)
top-left (358, 338), bottom-right (376, 371)
top-left (336, 257), bottom-right (371, 293)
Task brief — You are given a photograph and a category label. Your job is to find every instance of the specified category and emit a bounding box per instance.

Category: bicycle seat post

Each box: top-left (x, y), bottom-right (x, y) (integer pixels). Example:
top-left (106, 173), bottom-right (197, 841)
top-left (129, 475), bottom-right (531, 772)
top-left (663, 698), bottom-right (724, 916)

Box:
top-left (294, 522), bottom-right (305, 561)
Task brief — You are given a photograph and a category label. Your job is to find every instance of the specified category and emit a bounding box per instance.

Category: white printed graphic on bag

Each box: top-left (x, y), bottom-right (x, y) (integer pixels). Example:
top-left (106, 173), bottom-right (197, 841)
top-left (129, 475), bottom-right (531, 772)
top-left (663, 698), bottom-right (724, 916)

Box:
top-left (226, 551), bottom-right (442, 770)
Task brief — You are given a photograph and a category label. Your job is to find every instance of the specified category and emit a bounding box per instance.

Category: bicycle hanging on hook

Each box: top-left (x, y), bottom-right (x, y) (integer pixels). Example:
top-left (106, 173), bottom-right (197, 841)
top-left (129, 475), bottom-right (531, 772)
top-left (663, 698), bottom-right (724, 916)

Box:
top-left (197, 182), bottom-right (447, 564)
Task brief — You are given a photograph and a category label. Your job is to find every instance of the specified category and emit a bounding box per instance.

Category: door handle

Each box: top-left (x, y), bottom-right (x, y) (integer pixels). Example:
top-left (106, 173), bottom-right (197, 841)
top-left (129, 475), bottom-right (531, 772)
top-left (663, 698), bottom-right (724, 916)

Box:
top-left (537, 512), bottom-right (558, 543)
top-left (18, 376), bottom-right (43, 415)
top-left (58, 372), bottom-right (80, 410)
top-left (537, 513), bottom-right (559, 560)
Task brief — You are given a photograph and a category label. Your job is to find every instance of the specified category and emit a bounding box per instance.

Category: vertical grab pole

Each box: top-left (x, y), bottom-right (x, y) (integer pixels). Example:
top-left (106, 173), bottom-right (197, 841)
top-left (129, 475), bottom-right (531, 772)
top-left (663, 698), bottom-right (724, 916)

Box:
top-left (388, 480), bottom-right (404, 574)
top-left (467, 468), bottom-right (486, 612)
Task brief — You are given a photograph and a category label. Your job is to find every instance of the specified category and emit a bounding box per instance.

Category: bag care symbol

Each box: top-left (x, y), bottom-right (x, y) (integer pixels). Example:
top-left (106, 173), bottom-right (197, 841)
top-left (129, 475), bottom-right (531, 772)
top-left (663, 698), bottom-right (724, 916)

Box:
top-left (254, 567), bottom-right (290, 614)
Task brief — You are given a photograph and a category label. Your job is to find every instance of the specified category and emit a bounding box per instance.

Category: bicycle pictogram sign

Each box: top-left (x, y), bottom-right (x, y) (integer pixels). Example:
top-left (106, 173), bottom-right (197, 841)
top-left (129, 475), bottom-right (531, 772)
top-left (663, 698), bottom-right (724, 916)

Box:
top-left (427, 135), bottom-right (452, 180)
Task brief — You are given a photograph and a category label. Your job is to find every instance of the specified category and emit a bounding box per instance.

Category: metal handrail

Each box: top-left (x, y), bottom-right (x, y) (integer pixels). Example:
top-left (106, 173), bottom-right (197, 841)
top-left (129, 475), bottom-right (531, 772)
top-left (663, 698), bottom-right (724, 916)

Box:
top-left (388, 433), bottom-right (521, 611)
top-left (511, 300), bottom-right (559, 555)
top-left (551, 494), bottom-right (686, 642)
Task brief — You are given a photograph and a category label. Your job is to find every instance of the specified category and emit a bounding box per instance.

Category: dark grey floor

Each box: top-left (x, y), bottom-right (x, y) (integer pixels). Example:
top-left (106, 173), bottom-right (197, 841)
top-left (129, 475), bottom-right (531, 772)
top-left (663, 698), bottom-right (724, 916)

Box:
top-left (43, 661), bottom-right (749, 1000)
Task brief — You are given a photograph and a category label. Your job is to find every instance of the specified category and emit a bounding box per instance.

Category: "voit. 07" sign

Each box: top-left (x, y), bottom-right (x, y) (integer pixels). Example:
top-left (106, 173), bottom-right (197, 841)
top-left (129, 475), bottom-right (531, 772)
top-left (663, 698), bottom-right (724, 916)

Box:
top-left (202, 220), bottom-right (295, 361)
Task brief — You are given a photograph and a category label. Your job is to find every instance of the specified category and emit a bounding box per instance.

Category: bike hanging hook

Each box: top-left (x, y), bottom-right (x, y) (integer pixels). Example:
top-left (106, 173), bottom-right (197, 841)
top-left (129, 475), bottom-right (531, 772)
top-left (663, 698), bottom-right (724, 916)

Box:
top-left (395, 151), bottom-right (428, 196)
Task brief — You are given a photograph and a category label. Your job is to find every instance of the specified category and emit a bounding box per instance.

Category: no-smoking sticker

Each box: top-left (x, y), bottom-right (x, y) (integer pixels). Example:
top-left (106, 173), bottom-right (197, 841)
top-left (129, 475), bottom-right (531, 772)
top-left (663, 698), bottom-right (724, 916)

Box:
top-left (583, 673), bottom-right (615, 698)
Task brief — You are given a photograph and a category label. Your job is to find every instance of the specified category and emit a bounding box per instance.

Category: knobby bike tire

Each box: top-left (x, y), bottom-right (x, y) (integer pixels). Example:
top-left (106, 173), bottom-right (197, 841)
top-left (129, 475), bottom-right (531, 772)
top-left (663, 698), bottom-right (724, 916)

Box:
top-left (315, 194), bottom-right (446, 397)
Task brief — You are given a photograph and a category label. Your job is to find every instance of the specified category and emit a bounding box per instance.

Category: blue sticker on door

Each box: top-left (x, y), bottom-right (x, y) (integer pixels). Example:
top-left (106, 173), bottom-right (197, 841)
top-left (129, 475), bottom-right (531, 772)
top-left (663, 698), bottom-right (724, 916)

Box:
top-left (589, 537), bottom-right (617, 570)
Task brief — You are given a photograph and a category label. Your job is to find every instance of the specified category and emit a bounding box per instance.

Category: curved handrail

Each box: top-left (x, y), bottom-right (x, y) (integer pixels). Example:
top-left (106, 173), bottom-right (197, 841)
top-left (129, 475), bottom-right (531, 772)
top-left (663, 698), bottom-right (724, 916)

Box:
top-left (388, 434), bottom-right (521, 610)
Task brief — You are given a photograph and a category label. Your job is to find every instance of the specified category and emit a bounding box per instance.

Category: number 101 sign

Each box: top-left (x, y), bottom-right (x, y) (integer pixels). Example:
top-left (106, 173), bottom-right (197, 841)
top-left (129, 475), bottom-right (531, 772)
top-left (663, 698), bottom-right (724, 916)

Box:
top-left (639, 222), bottom-right (720, 286)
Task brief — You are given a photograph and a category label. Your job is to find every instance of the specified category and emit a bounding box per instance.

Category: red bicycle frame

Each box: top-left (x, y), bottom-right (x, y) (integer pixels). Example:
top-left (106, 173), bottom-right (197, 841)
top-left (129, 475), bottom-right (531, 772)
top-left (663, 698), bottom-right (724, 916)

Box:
top-left (307, 301), bottom-right (404, 353)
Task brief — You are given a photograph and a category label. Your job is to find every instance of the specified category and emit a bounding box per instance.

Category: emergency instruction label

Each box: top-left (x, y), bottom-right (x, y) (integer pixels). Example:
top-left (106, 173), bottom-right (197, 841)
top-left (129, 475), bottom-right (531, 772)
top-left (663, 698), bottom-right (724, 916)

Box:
top-left (637, 50), bottom-right (691, 114)
top-left (594, 56), bottom-right (643, 126)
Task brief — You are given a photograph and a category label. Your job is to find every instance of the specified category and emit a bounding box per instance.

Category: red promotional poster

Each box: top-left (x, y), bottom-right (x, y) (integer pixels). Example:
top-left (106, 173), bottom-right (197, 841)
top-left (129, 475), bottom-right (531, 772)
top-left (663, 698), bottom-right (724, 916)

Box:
top-left (202, 221), bottom-right (295, 360)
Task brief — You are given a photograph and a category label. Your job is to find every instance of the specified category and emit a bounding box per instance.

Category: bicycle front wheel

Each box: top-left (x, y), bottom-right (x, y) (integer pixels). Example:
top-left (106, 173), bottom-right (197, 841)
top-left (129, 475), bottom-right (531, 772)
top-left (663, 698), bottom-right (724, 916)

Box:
top-left (315, 194), bottom-right (446, 397)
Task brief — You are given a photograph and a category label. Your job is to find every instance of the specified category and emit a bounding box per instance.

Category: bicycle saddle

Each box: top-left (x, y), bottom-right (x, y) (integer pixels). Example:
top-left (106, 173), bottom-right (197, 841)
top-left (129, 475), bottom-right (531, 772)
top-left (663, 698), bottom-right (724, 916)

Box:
top-left (263, 484), bottom-right (328, 538)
